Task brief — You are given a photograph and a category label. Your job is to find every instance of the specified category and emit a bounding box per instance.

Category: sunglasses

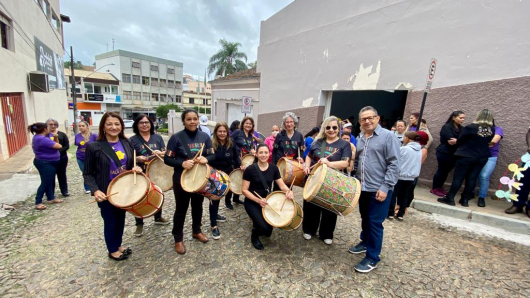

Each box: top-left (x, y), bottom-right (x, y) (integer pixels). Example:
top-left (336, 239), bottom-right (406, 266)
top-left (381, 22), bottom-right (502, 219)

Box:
top-left (325, 126), bottom-right (338, 131)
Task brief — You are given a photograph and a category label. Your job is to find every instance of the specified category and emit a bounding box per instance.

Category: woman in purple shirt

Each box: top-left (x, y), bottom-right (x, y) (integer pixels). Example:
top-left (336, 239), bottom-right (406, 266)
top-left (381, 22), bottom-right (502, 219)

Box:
top-left (74, 121), bottom-right (97, 194)
top-left (28, 122), bottom-right (63, 210)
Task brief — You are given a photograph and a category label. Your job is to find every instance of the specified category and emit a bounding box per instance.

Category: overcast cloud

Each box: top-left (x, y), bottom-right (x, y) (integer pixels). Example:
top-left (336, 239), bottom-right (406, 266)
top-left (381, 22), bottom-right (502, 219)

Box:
top-left (61, 0), bottom-right (293, 79)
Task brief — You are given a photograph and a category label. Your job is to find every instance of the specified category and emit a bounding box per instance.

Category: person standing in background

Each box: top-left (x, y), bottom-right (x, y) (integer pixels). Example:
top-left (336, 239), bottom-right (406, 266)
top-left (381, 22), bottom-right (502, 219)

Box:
top-left (46, 118), bottom-right (70, 197)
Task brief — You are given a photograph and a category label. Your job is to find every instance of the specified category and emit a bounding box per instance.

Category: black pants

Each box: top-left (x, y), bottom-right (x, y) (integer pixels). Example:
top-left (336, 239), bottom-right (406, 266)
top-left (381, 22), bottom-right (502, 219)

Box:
top-left (514, 167), bottom-right (530, 209)
top-left (244, 199), bottom-right (273, 237)
top-left (302, 200), bottom-right (337, 240)
top-left (54, 155), bottom-right (69, 195)
top-left (432, 151), bottom-right (456, 189)
top-left (135, 209), bottom-right (162, 225)
top-left (446, 156), bottom-right (488, 201)
top-left (407, 178), bottom-right (419, 207)
top-left (172, 179), bottom-right (204, 243)
top-left (224, 191), bottom-right (239, 205)
top-left (98, 200), bottom-right (126, 253)
top-left (209, 199), bottom-right (220, 227)
top-left (388, 180), bottom-right (416, 217)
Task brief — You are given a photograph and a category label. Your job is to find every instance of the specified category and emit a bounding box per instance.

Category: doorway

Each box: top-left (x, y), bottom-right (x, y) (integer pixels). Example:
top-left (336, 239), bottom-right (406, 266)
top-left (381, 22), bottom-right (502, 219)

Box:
top-left (1, 93), bottom-right (27, 156)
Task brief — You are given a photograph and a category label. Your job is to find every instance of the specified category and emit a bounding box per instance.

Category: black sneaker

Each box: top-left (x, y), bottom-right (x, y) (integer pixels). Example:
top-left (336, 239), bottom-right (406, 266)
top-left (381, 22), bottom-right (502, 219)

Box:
top-left (386, 216), bottom-right (394, 221)
top-left (354, 258), bottom-right (378, 273)
top-left (348, 243), bottom-right (367, 254)
top-left (233, 198), bottom-right (244, 204)
top-left (226, 203), bottom-right (234, 210)
top-left (212, 227), bottom-right (221, 240)
top-left (216, 214), bottom-right (227, 222)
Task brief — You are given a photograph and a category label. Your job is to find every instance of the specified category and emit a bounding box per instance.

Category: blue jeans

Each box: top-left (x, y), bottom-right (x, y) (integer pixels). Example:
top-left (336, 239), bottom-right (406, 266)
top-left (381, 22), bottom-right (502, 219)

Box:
top-left (477, 156), bottom-right (497, 198)
top-left (76, 158), bottom-right (90, 191)
top-left (33, 158), bottom-right (59, 205)
top-left (98, 200), bottom-right (126, 253)
top-left (358, 190), bottom-right (392, 263)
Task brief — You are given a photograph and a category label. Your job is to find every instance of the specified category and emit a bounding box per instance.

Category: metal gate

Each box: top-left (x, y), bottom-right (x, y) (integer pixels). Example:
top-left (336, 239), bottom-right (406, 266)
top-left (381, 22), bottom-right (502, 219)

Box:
top-left (1, 93), bottom-right (27, 156)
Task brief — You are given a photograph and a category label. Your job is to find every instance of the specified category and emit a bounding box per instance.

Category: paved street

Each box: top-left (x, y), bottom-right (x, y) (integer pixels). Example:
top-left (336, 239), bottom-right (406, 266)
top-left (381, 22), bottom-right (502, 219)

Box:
top-left (1, 160), bottom-right (530, 297)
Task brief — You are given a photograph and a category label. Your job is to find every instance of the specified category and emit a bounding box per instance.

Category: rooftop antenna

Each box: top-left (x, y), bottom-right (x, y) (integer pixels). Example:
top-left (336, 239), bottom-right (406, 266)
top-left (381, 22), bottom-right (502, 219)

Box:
top-left (112, 38), bottom-right (115, 51)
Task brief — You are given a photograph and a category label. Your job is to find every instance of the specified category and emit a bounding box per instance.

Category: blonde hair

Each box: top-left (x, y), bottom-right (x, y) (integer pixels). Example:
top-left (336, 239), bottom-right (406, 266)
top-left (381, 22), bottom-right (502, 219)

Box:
top-left (473, 109), bottom-right (494, 127)
top-left (316, 116), bottom-right (340, 140)
top-left (212, 122), bottom-right (232, 150)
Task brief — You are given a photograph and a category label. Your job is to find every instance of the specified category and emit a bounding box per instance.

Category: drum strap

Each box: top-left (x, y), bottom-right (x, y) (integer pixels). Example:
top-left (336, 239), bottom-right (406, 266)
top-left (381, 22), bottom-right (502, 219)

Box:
top-left (99, 140), bottom-right (123, 168)
top-left (176, 131), bottom-right (194, 159)
top-left (320, 140), bottom-right (327, 159)
top-left (254, 163), bottom-right (271, 194)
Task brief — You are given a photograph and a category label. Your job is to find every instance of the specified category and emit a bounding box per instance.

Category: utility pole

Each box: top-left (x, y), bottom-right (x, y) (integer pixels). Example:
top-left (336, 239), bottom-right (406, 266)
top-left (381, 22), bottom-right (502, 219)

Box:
top-left (70, 46), bottom-right (78, 134)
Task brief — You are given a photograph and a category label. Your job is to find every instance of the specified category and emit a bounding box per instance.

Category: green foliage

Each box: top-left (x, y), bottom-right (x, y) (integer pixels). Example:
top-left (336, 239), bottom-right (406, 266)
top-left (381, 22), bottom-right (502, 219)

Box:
top-left (64, 60), bottom-right (84, 70)
top-left (247, 61), bottom-right (257, 69)
top-left (157, 128), bottom-right (168, 133)
top-left (192, 106), bottom-right (211, 114)
top-left (162, 122), bottom-right (168, 129)
top-left (208, 39), bottom-right (248, 77)
top-left (156, 104), bottom-right (181, 118)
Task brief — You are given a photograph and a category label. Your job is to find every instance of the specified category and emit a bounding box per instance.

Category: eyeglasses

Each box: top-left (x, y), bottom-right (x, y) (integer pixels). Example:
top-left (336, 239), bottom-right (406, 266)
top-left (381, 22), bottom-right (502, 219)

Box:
top-left (139, 121), bottom-right (150, 125)
top-left (285, 121), bottom-right (295, 124)
top-left (325, 126), bottom-right (338, 131)
top-left (48, 124), bottom-right (58, 127)
top-left (360, 116), bottom-right (377, 122)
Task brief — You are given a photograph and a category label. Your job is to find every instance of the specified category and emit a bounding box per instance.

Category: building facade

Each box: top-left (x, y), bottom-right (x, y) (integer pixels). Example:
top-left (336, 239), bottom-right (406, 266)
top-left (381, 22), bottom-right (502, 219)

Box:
top-left (183, 74), bottom-right (211, 94)
top-left (0, 0), bottom-right (69, 162)
top-left (257, 0), bottom-right (530, 189)
top-left (95, 50), bottom-right (183, 120)
top-left (182, 91), bottom-right (211, 113)
top-left (64, 69), bottom-right (120, 126)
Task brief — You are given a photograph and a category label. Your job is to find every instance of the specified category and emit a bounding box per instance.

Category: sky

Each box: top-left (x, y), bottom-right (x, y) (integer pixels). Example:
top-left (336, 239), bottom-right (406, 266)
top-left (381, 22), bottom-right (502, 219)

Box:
top-left (61, 0), bottom-right (293, 80)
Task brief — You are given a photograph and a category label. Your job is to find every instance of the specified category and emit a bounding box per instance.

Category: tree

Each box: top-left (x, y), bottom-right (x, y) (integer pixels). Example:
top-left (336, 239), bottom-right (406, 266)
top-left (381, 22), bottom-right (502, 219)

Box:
top-left (248, 61), bottom-right (257, 69)
top-left (64, 60), bottom-right (84, 69)
top-left (156, 104), bottom-right (181, 119)
top-left (208, 39), bottom-right (248, 77)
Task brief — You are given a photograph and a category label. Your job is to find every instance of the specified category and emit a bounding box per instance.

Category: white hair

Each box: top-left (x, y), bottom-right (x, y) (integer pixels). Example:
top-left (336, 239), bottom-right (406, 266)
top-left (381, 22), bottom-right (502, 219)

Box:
top-left (282, 112), bottom-right (299, 129)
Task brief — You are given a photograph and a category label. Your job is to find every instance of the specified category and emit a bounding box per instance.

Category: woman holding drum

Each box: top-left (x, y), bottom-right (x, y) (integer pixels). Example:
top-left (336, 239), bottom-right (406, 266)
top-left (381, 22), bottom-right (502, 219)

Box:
top-left (164, 109), bottom-right (213, 254)
top-left (302, 116), bottom-right (351, 245)
top-left (208, 122), bottom-right (241, 239)
top-left (242, 144), bottom-right (294, 250)
top-left (272, 112), bottom-right (304, 165)
top-left (129, 114), bottom-right (170, 237)
top-left (83, 112), bottom-right (143, 261)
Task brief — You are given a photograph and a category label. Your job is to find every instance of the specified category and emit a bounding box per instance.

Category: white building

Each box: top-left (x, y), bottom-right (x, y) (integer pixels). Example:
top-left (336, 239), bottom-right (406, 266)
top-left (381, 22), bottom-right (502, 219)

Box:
top-left (95, 50), bottom-right (183, 120)
top-left (0, 0), bottom-right (70, 162)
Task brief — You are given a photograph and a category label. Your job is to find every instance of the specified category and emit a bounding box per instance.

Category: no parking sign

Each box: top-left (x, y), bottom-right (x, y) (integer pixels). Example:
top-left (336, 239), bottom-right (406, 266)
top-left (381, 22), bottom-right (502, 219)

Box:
top-left (241, 96), bottom-right (252, 113)
top-left (425, 58), bottom-right (437, 93)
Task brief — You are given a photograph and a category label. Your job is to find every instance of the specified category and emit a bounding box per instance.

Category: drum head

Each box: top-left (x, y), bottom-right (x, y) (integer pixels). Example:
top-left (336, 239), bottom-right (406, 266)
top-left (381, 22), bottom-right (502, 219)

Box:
top-left (263, 191), bottom-right (294, 227)
top-left (181, 164), bottom-right (208, 193)
top-left (303, 163), bottom-right (326, 201)
top-left (108, 172), bottom-right (150, 208)
top-left (146, 158), bottom-right (173, 191)
top-left (229, 169), bottom-right (243, 194)
top-left (241, 154), bottom-right (255, 167)
top-left (277, 158), bottom-right (287, 178)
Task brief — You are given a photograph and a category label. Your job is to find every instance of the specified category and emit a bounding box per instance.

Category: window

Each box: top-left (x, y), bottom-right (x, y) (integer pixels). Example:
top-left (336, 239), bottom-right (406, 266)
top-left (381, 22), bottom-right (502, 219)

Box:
top-left (1, 13), bottom-right (12, 50)
top-left (111, 85), bottom-right (119, 94)
top-left (42, 0), bottom-right (50, 18)
top-left (160, 94), bottom-right (167, 102)
top-left (167, 68), bottom-right (175, 74)
top-left (132, 61), bottom-right (141, 68)
top-left (132, 75), bottom-right (141, 84)
top-left (122, 73), bottom-right (131, 83)
top-left (84, 83), bottom-right (94, 94)
top-left (123, 91), bottom-right (132, 100)
top-left (0, 21), bottom-right (7, 50)
top-left (151, 93), bottom-right (159, 101)
top-left (104, 86), bottom-right (110, 93)
top-left (175, 95), bottom-right (182, 103)
top-left (133, 92), bottom-right (141, 100)
top-left (160, 79), bottom-right (166, 87)
top-left (151, 78), bottom-right (159, 86)
top-left (150, 65), bottom-right (159, 71)
top-left (51, 13), bottom-right (60, 31)
top-left (142, 93), bottom-right (150, 101)
top-left (142, 77), bottom-right (150, 86)
top-left (201, 87), bottom-right (205, 93)
top-left (189, 98), bottom-right (195, 104)
top-left (202, 98), bottom-right (207, 105)
top-left (175, 81), bottom-right (182, 89)
top-left (167, 80), bottom-right (174, 88)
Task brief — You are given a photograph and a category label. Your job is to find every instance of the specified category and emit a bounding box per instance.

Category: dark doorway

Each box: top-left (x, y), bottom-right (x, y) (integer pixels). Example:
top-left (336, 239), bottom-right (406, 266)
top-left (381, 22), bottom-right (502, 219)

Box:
top-left (330, 90), bottom-right (408, 136)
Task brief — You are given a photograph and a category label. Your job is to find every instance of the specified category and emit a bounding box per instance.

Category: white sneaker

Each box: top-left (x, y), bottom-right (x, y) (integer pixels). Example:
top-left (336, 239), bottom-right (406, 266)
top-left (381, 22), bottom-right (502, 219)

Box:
top-left (85, 190), bottom-right (91, 194)
top-left (324, 239), bottom-right (333, 245)
top-left (303, 233), bottom-right (312, 240)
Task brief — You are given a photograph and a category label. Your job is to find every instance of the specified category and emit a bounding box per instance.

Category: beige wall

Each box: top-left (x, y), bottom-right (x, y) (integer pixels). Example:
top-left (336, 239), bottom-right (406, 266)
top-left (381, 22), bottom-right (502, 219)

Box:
top-left (211, 79), bottom-right (260, 130)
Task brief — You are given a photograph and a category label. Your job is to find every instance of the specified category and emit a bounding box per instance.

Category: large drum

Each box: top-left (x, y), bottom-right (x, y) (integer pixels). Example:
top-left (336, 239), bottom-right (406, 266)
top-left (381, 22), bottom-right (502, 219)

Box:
top-left (181, 164), bottom-right (230, 200)
top-left (107, 171), bottom-right (164, 219)
top-left (262, 191), bottom-right (303, 231)
top-left (229, 169), bottom-right (243, 195)
top-left (146, 157), bottom-right (173, 191)
top-left (277, 157), bottom-right (306, 188)
top-left (241, 154), bottom-right (255, 168)
top-left (303, 164), bottom-right (361, 216)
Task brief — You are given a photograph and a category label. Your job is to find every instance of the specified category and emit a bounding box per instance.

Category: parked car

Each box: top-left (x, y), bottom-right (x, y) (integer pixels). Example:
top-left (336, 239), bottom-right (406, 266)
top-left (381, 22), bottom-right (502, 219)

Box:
top-left (123, 119), bottom-right (134, 128)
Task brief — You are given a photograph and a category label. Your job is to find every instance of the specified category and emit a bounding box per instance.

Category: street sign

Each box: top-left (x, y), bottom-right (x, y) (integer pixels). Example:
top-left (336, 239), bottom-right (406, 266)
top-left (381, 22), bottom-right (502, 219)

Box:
top-left (241, 96), bottom-right (252, 114)
top-left (425, 58), bottom-right (437, 93)
top-left (169, 109), bottom-right (176, 118)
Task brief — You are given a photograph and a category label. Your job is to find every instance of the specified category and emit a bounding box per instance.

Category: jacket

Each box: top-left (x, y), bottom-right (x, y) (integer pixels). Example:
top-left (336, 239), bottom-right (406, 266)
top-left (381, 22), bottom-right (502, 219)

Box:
top-left (398, 142), bottom-right (422, 181)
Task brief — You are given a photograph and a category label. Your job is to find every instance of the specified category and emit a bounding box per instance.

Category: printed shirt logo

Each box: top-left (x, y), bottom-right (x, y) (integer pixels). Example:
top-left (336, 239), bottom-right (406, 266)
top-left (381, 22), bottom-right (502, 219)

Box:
top-left (314, 147), bottom-right (338, 161)
top-left (116, 151), bottom-right (125, 160)
top-left (478, 126), bottom-right (493, 137)
top-left (284, 140), bottom-right (299, 157)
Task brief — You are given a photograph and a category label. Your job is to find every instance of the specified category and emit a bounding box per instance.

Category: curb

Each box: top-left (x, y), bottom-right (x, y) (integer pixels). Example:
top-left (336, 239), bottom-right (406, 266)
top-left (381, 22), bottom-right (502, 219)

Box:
top-left (412, 199), bottom-right (530, 235)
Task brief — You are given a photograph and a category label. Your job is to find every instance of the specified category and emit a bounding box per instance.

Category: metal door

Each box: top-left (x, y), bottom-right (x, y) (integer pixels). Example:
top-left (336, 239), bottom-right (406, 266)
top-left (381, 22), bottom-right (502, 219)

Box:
top-left (1, 93), bottom-right (27, 156)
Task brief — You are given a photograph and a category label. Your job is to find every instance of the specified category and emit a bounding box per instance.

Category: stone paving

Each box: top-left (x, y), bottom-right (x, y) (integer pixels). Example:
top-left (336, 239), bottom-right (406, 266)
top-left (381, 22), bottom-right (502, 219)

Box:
top-left (1, 160), bottom-right (530, 297)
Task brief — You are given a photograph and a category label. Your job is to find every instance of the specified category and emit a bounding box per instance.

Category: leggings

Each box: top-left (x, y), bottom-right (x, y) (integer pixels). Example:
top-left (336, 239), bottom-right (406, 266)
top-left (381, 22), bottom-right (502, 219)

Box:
top-left (244, 199), bottom-right (273, 237)
top-left (172, 179), bottom-right (204, 243)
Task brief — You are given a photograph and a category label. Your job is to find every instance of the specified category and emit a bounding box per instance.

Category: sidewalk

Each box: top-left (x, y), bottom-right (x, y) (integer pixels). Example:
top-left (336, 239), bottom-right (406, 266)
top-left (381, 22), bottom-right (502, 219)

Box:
top-left (0, 145), bottom-right (36, 181)
top-left (412, 186), bottom-right (530, 235)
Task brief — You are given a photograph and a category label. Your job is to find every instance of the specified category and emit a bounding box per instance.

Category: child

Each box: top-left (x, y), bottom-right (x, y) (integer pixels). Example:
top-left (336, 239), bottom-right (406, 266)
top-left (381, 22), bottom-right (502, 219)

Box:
top-left (388, 131), bottom-right (423, 220)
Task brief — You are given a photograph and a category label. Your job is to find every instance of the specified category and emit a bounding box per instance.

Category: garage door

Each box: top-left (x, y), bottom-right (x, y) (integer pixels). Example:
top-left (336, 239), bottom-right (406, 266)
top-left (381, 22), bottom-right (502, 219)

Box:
top-left (227, 103), bottom-right (252, 127)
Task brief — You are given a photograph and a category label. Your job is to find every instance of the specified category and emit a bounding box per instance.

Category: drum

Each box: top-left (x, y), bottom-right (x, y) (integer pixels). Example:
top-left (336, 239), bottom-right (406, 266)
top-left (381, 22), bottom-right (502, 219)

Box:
top-left (181, 164), bottom-right (230, 200)
top-left (146, 157), bottom-right (173, 191)
top-left (241, 154), bottom-right (255, 167)
top-left (107, 171), bottom-right (164, 219)
top-left (262, 191), bottom-right (303, 231)
top-left (303, 163), bottom-right (361, 216)
top-left (229, 169), bottom-right (243, 195)
top-left (277, 157), bottom-right (306, 188)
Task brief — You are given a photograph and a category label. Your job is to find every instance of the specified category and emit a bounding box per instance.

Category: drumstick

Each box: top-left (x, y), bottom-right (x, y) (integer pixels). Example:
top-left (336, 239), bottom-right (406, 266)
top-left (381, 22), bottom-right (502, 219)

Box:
top-left (254, 191), bottom-right (281, 216)
top-left (309, 150), bottom-right (339, 170)
top-left (192, 144), bottom-right (205, 180)
top-left (280, 177), bottom-right (296, 211)
top-left (133, 150), bottom-right (137, 185)
top-left (298, 147), bottom-right (301, 168)
top-left (192, 143), bottom-right (205, 161)
top-left (88, 192), bottom-right (119, 204)
top-left (143, 145), bottom-right (164, 162)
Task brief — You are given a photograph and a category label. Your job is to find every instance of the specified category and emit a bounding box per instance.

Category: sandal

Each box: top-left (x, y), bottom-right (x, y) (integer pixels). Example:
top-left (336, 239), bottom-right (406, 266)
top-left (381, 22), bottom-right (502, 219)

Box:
top-left (35, 204), bottom-right (47, 210)
top-left (49, 198), bottom-right (64, 204)
top-left (119, 247), bottom-right (132, 256)
top-left (108, 252), bottom-right (128, 261)
top-left (2, 204), bottom-right (15, 211)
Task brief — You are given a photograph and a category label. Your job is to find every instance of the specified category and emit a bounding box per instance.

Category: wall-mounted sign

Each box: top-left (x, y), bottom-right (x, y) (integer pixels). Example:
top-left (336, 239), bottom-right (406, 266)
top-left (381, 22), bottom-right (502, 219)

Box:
top-left (34, 37), bottom-right (65, 90)
top-left (241, 96), bottom-right (252, 113)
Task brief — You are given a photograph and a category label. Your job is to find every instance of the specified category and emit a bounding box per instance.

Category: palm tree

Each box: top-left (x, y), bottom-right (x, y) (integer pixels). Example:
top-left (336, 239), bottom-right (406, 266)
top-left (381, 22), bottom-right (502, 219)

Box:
top-left (208, 39), bottom-right (248, 77)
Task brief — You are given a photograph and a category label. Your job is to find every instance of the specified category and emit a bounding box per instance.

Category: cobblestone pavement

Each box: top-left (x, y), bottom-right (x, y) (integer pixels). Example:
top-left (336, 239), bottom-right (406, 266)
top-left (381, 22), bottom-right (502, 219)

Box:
top-left (1, 160), bottom-right (530, 297)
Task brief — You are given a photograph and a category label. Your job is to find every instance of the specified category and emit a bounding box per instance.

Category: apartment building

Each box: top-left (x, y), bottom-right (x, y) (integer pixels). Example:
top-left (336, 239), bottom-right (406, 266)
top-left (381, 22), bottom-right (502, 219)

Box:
top-left (95, 50), bottom-right (183, 120)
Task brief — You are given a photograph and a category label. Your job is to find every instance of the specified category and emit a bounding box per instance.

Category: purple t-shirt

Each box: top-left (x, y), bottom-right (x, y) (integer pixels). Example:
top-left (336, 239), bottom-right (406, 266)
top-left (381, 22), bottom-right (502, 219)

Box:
top-left (108, 140), bottom-right (128, 181)
top-left (74, 133), bottom-right (98, 161)
top-left (32, 134), bottom-right (60, 161)
top-left (489, 126), bottom-right (503, 157)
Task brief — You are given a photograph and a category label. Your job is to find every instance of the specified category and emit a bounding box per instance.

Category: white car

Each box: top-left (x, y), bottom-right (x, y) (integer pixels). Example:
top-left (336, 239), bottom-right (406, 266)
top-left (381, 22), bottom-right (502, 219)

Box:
top-left (123, 120), bottom-right (134, 128)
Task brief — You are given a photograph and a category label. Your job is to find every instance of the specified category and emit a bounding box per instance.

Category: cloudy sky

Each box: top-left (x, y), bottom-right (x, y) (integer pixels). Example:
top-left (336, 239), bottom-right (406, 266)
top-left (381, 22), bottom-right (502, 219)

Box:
top-left (61, 0), bottom-right (293, 80)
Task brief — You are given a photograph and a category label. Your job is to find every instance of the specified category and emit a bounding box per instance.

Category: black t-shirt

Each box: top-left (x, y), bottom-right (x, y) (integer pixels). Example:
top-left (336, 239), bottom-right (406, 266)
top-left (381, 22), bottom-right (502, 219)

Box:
top-left (164, 129), bottom-right (212, 176)
top-left (130, 134), bottom-right (166, 170)
top-left (454, 124), bottom-right (494, 158)
top-left (308, 138), bottom-right (352, 167)
top-left (243, 163), bottom-right (281, 199)
top-left (272, 130), bottom-right (304, 164)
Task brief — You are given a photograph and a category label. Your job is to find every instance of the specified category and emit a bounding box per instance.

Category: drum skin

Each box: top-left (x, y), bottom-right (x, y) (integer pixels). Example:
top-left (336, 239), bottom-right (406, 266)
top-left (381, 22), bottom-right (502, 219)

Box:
top-left (302, 164), bottom-right (361, 216)
top-left (241, 154), bottom-right (255, 168)
top-left (229, 169), bottom-right (243, 195)
top-left (262, 191), bottom-right (303, 231)
top-left (277, 157), bottom-right (306, 188)
top-left (181, 164), bottom-right (230, 200)
top-left (146, 157), bottom-right (173, 191)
